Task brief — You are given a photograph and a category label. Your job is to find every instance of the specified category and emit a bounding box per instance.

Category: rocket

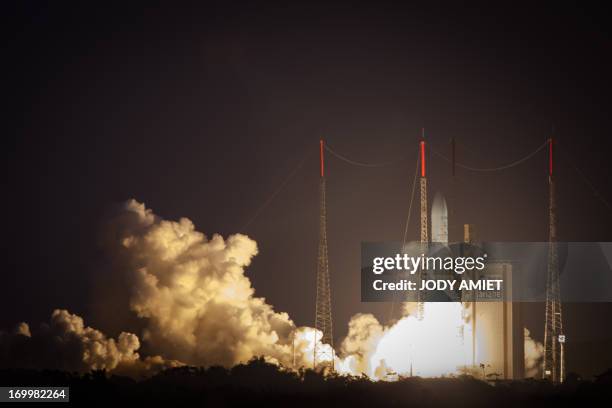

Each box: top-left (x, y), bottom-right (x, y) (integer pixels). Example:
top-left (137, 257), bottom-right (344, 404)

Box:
top-left (431, 192), bottom-right (448, 244)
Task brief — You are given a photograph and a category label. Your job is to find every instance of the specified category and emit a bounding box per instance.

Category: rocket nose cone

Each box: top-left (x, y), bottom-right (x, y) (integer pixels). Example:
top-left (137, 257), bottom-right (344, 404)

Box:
top-left (431, 191), bottom-right (449, 244)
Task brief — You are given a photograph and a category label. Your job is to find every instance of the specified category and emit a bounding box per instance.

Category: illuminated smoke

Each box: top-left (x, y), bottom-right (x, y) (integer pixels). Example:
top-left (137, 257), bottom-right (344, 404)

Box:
top-left (0, 309), bottom-right (177, 375)
top-left (524, 328), bottom-right (544, 378)
top-left (110, 199), bottom-right (323, 369)
top-left (1, 200), bottom-right (544, 379)
top-left (0, 200), bottom-right (331, 375)
top-left (337, 304), bottom-right (545, 380)
top-left (336, 303), bottom-right (472, 379)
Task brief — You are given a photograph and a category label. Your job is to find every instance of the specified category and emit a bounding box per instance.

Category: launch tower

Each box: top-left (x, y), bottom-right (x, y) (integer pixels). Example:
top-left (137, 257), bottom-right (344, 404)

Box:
top-left (543, 137), bottom-right (565, 383)
top-left (314, 140), bottom-right (334, 370)
top-left (417, 133), bottom-right (429, 319)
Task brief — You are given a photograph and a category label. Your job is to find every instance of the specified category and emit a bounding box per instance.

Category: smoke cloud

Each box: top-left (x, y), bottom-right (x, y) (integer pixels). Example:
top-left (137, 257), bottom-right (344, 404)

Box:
top-left (1, 199), bottom-right (545, 380)
top-left (524, 328), bottom-right (544, 378)
top-left (0, 309), bottom-right (177, 375)
top-left (0, 200), bottom-right (329, 376)
top-left (336, 303), bottom-right (472, 379)
top-left (107, 199), bottom-right (323, 369)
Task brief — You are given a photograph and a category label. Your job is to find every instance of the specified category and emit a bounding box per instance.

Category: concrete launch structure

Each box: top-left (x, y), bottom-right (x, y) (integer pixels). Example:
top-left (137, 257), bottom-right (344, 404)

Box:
top-left (432, 214), bottom-right (525, 380)
top-left (467, 262), bottom-right (525, 380)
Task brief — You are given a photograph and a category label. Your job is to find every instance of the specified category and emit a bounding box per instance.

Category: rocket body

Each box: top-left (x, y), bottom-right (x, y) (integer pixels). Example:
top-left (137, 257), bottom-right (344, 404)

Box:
top-left (431, 192), bottom-right (448, 245)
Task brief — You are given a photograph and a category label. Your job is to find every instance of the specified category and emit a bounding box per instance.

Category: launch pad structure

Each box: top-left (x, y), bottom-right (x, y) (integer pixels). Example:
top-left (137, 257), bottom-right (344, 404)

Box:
top-left (310, 134), bottom-right (564, 380)
top-left (543, 138), bottom-right (565, 383)
top-left (417, 133), bottom-right (428, 320)
top-left (314, 139), bottom-right (334, 370)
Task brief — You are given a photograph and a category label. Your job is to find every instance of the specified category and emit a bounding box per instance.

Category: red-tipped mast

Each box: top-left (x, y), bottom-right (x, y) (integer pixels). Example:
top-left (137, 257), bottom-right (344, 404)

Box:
top-left (549, 138), bottom-right (554, 176)
top-left (420, 140), bottom-right (426, 178)
top-left (320, 139), bottom-right (325, 178)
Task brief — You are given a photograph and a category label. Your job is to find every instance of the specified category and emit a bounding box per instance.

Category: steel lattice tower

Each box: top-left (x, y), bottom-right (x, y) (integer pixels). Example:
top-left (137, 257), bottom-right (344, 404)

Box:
top-left (420, 140), bottom-right (429, 244)
top-left (314, 139), bottom-right (334, 370)
top-left (417, 136), bottom-right (428, 320)
top-left (543, 137), bottom-right (565, 383)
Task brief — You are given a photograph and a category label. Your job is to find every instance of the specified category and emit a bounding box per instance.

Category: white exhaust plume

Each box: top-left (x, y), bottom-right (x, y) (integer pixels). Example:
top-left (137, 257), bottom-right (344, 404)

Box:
top-left (2, 200), bottom-right (545, 380)
top-left (0, 309), bottom-right (178, 375)
top-left (337, 305), bottom-right (545, 380)
top-left (524, 328), bottom-right (544, 378)
top-left (0, 199), bottom-right (331, 375)
top-left (110, 199), bottom-right (322, 369)
top-left (336, 303), bottom-right (472, 379)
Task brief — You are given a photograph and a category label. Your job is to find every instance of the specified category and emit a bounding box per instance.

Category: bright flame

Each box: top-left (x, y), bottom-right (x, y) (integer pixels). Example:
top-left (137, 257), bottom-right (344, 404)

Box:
top-left (336, 303), bottom-right (472, 380)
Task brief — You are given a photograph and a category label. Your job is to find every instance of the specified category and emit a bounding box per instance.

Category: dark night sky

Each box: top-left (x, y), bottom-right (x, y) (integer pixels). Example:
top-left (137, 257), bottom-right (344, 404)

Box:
top-left (3, 2), bottom-right (612, 377)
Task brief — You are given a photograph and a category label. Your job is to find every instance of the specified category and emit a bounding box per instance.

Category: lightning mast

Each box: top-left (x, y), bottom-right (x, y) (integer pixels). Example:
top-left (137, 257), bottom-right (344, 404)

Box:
top-left (543, 137), bottom-right (565, 383)
top-left (314, 139), bottom-right (334, 370)
top-left (417, 130), bottom-right (428, 319)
